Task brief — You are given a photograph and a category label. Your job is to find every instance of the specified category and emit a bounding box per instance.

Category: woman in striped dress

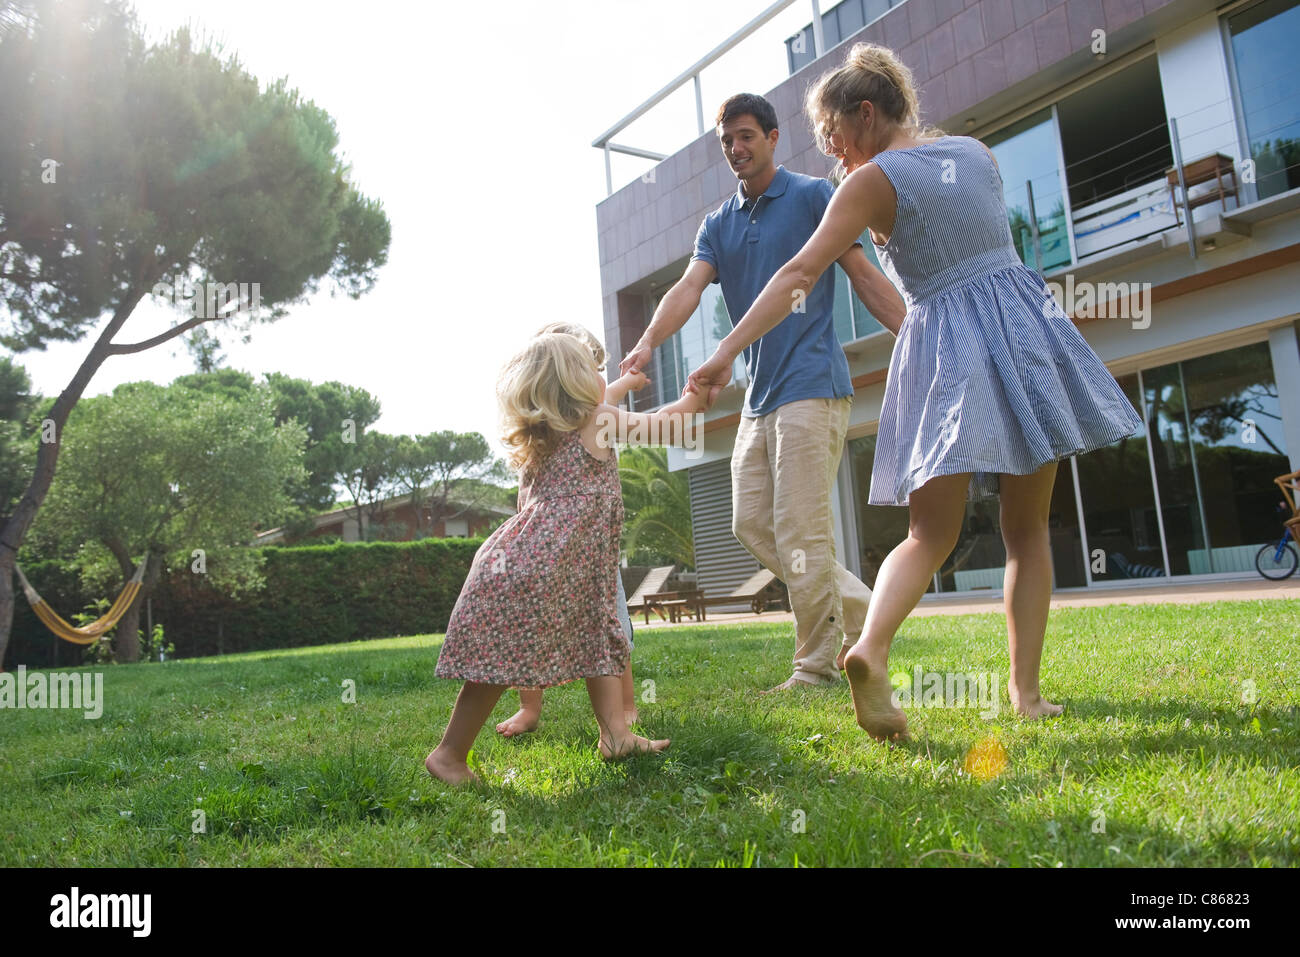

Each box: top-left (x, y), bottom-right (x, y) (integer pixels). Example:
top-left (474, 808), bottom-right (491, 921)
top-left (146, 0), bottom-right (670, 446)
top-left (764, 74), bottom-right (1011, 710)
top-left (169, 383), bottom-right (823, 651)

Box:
top-left (686, 43), bottom-right (1142, 741)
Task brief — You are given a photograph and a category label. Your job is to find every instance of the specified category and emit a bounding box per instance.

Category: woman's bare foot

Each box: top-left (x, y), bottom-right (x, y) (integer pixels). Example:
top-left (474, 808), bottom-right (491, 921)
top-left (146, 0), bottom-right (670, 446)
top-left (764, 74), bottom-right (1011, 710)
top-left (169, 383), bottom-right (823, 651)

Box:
top-left (425, 749), bottom-right (480, 785)
top-left (598, 734), bottom-right (670, 761)
top-left (843, 648), bottom-right (909, 742)
top-left (835, 643), bottom-right (853, 671)
top-left (624, 708), bottom-right (639, 727)
top-left (1009, 691), bottom-right (1064, 719)
top-left (495, 709), bottom-right (540, 738)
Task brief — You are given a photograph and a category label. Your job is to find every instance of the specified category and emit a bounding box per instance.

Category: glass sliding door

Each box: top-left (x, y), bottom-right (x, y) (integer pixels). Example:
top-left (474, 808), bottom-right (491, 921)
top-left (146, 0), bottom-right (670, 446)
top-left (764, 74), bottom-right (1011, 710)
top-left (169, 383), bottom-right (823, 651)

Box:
top-left (1228, 0), bottom-right (1300, 201)
top-left (844, 344), bottom-right (1286, 591)
top-left (1141, 363), bottom-right (1211, 576)
top-left (846, 434), bottom-right (914, 590)
top-left (1175, 342), bottom-right (1290, 572)
top-left (986, 108), bottom-right (1073, 273)
top-left (1074, 374), bottom-right (1165, 580)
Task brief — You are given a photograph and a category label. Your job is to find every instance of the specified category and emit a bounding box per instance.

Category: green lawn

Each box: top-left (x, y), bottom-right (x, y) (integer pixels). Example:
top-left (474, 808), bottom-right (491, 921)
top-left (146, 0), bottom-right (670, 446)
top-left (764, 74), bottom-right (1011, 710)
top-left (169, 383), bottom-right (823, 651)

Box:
top-left (2, 599), bottom-right (1297, 867)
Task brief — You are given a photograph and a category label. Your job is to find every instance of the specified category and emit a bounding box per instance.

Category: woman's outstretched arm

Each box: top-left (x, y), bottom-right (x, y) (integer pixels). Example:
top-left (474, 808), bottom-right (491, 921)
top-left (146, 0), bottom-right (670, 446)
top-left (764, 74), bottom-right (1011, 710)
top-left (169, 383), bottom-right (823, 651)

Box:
top-left (686, 163), bottom-right (895, 397)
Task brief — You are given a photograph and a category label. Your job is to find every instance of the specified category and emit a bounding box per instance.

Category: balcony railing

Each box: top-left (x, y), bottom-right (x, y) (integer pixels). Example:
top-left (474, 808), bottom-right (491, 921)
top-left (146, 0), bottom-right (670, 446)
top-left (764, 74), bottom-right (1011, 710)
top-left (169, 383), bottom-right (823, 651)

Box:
top-left (591, 0), bottom-right (830, 196)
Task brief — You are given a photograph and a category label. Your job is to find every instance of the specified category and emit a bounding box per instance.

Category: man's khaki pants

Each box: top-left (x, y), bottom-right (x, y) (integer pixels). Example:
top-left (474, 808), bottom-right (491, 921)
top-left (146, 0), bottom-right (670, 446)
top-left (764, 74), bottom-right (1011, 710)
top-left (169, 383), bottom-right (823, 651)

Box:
top-left (731, 397), bottom-right (873, 684)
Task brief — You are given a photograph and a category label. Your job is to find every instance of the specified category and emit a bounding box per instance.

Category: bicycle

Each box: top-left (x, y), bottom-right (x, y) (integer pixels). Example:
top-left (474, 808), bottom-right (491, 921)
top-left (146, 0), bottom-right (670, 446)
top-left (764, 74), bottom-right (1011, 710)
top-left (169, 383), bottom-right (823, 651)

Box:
top-left (1255, 468), bottom-right (1300, 580)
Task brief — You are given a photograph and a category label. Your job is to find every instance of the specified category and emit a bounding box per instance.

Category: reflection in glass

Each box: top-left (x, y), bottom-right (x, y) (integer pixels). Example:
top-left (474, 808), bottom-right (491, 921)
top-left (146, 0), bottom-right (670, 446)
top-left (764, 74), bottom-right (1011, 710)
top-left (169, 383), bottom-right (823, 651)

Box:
top-left (650, 282), bottom-right (744, 409)
top-left (1142, 363), bottom-right (1209, 576)
top-left (846, 434), bottom-right (913, 590)
top-left (986, 109), bottom-right (1072, 272)
top-left (850, 236), bottom-right (887, 339)
top-left (831, 264), bottom-right (854, 345)
top-left (1075, 375), bottom-right (1164, 580)
top-left (1229, 0), bottom-right (1300, 201)
top-left (1179, 342), bottom-right (1290, 571)
top-left (933, 464), bottom-right (1085, 592)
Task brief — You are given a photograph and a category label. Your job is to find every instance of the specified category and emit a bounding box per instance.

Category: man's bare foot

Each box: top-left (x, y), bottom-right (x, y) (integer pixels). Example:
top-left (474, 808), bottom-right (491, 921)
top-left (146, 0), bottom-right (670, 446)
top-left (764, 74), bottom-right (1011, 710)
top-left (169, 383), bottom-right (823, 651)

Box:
top-left (843, 648), bottom-right (909, 742)
top-left (495, 709), bottom-right (540, 738)
top-left (624, 708), bottom-right (639, 727)
top-left (598, 734), bottom-right (670, 761)
top-left (425, 749), bottom-right (480, 786)
top-left (761, 674), bottom-right (833, 694)
top-left (1010, 692), bottom-right (1064, 719)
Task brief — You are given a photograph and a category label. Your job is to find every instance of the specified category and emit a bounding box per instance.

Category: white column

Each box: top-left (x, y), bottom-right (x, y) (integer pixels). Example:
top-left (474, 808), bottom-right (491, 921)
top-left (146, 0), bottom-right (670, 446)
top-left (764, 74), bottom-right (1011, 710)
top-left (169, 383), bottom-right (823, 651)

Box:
top-left (1268, 322), bottom-right (1300, 471)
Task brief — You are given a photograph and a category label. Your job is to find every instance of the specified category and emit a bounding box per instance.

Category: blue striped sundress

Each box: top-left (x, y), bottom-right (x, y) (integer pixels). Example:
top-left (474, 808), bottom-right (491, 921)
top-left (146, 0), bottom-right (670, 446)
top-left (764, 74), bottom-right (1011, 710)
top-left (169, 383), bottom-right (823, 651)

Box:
top-left (867, 135), bottom-right (1143, 506)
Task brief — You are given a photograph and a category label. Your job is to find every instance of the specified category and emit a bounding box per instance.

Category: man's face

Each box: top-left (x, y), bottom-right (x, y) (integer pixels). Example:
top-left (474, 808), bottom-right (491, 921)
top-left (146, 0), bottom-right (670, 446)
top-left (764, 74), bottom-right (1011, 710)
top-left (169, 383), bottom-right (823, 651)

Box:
top-left (718, 114), bottom-right (777, 184)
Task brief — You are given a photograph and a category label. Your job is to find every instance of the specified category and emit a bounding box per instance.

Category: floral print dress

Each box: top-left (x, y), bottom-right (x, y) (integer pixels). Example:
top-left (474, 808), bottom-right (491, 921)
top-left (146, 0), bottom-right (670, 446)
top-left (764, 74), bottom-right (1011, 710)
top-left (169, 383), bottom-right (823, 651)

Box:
top-left (434, 430), bottom-right (630, 687)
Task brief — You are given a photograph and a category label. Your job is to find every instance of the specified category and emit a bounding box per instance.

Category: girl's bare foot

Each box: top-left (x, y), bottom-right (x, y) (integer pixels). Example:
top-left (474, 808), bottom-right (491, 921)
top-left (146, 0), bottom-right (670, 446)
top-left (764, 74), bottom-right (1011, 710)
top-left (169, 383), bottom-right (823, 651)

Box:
top-left (598, 734), bottom-right (670, 761)
top-left (1009, 691), bottom-right (1064, 719)
top-left (836, 643), bottom-right (853, 671)
top-left (425, 749), bottom-right (479, 785)
top-left (843, 648), bottom-right (909, 742)
top-left (495, 709), bottom-right (540, 738)
top-left (624, 708), bottom-right (639, 727)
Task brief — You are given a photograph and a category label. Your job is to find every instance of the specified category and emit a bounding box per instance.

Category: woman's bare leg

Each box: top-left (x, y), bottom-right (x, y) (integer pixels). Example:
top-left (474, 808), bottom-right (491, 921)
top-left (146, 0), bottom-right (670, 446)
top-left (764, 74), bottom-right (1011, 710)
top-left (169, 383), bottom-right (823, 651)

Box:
top-left (999, 463), bottom-right (1064, 718)
top-left (844, 472), bottom-right (971, 740)
top-left (427, 681), bottom-right (508, 784)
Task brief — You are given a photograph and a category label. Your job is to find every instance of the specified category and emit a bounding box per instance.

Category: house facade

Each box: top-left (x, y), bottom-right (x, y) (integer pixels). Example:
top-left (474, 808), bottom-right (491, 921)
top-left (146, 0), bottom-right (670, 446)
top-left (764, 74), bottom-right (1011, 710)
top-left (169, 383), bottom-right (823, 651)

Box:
top-left (595, 0), bottom-right (1300, 599)
top-left (254, 491), bottom-right (513, 545)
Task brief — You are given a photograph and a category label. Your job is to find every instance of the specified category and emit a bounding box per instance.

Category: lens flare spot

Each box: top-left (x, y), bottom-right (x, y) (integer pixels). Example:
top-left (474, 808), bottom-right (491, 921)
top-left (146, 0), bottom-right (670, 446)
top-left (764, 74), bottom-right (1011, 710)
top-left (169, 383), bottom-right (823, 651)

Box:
top-left (963, 737), bottom-right (1008, 781)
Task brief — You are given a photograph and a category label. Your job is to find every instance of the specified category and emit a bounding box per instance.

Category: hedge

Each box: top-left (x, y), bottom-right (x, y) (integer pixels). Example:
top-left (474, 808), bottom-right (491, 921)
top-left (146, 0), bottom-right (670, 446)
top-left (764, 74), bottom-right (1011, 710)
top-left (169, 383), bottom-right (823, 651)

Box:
top-left (5, 537), bottom-right (484, 667)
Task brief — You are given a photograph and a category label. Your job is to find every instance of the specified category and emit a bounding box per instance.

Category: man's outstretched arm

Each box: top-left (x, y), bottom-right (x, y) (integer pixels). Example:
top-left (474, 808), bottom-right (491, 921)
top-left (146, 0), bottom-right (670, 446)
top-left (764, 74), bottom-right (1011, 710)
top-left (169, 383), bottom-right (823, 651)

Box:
top-left (836, 245), bottom-right (906, 336)
top-left (620, 258), bottom-right (717, 375)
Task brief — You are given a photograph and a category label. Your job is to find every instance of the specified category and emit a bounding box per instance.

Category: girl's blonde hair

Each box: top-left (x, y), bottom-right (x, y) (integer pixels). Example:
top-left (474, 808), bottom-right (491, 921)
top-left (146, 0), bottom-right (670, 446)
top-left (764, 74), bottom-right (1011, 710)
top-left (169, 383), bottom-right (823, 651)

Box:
top-left (806, 42), bottom-right (946, 157)
top-left (498, 332), bottom-right (603, 479)
top-left (533, 321), bottom-right (606, 370)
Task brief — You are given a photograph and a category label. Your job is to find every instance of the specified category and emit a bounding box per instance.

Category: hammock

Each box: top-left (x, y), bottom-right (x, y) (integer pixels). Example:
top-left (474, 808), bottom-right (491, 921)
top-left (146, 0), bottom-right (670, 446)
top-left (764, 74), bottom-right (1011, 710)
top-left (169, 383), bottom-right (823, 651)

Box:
top-left (13, 560), bottom-right (146, 645)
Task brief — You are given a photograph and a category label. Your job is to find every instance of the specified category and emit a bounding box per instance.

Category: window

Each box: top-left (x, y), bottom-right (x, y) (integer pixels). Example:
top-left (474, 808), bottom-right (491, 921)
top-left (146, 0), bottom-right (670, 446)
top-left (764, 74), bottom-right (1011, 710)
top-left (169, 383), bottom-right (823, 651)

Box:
top-left (785, 0), bottom-right (910, 75)
top-left (986, 109), bottom-right (1073, 273)
top-left (1228, 0), bottom-right (1300, 200)
top-left (649, 282), bottom-right (745, 409)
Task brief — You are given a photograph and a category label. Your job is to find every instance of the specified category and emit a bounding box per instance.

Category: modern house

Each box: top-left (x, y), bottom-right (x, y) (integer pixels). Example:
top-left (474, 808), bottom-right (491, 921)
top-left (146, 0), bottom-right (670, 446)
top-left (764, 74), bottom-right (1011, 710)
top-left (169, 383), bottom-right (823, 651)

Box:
top-left (253, 490), bottom-right (514, 545)
top-left (593, 0), bottom-right (1300, 599)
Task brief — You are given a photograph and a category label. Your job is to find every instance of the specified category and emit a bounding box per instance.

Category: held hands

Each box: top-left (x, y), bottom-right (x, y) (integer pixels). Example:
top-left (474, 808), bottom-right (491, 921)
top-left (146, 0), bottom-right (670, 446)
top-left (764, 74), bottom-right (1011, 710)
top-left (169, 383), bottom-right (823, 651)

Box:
top-left (683, 350), bottom-right (732, 411)
top-left (620, 342), bottom-right (653, 378)
top-left (620, 369), bottom-right (650, 392)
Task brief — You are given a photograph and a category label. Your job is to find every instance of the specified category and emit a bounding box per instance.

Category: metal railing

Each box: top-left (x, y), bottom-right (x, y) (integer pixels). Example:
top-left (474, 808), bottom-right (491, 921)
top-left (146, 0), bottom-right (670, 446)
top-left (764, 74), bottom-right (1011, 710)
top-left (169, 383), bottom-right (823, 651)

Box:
top-left (591, 0), bottom-right (826, 195)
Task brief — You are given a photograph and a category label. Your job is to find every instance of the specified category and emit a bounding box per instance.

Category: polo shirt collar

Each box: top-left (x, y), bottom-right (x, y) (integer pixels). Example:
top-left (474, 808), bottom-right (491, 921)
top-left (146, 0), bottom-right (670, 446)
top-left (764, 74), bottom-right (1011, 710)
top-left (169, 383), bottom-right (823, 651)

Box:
top-left (733, 164), bottom-right (790, 210)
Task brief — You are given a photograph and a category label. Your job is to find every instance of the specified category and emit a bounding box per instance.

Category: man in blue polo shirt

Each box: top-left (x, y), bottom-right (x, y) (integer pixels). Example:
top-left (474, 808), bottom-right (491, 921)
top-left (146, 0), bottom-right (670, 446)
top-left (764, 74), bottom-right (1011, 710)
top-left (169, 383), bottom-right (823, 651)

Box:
top-left (620, 94), bottom-right (905, 690)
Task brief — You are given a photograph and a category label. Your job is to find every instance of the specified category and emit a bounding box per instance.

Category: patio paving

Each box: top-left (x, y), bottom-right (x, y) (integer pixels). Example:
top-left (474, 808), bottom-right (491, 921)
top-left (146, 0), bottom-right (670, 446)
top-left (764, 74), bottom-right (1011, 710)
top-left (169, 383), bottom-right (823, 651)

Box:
top-left (633, 575), bottom-right (1300, 630)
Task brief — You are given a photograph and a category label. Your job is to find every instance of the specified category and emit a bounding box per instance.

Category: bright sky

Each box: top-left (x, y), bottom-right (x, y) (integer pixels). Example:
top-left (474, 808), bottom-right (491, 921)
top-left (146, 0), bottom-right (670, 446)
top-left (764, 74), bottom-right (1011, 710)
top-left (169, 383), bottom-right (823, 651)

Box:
top-left (9, 0), bottom-right (819, 451)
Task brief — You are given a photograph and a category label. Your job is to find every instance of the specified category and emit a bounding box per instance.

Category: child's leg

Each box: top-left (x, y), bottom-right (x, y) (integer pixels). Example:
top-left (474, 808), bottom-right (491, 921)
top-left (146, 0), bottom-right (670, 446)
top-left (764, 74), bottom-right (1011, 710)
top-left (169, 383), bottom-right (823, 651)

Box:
top-left (426, 681), bottom-right (507, 784)
top-left (620, 667), bottom-right (637, 725)
top-left (844, 472), bottom-right (971, 740)
top-left (496, 687), bottom-right (543, 737)
top-left (586, 674), bottom-right (668, 760)
top-left (999, 463), bottom-right (1064, 718)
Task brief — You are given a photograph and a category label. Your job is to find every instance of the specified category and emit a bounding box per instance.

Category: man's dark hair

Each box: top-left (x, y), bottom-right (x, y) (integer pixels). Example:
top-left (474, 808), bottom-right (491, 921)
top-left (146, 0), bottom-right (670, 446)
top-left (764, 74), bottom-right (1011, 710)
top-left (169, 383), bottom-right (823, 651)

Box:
top-left (715, 94), bottom-right (779, 135)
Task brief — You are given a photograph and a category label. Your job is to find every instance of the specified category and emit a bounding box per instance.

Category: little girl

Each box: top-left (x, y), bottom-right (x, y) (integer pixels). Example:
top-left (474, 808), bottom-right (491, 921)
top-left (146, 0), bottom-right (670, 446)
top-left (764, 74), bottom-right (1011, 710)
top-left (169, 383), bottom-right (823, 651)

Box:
top-left (686, 43), bottom-right (1144, 741)
top-left (426, 332), bottom-right (707, 785)
top-left (495, 322), bottom-right (640, 739)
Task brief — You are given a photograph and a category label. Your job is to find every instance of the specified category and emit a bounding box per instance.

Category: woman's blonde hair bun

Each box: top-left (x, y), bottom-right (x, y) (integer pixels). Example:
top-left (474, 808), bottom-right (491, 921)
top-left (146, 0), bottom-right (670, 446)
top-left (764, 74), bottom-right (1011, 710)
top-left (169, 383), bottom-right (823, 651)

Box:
top-left (806, 42), bottom-right (944, 155)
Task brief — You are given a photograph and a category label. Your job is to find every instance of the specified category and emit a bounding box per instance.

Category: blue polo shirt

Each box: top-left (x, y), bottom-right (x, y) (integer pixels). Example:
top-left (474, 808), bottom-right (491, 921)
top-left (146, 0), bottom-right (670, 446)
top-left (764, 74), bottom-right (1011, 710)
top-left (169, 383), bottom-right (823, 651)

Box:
top-left (692, 165), bottom-right (855, 418)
